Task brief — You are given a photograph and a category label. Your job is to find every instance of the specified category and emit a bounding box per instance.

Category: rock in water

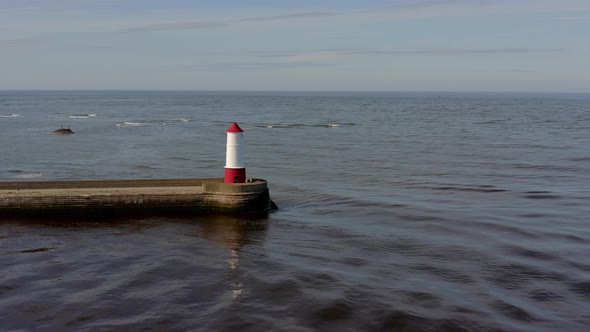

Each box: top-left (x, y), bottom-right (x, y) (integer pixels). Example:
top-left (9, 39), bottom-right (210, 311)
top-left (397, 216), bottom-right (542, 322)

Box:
top-left (52, 128), bottom-right (74, 135)
top-left (270, 199), bottom-right (279, 211)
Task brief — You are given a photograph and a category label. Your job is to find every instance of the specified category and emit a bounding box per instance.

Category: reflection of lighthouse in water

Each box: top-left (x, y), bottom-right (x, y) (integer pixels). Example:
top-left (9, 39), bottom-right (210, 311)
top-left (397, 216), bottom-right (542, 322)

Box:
top-left (195, 216), bottom-right (268, 301)
top-left (227, 248), bottom-right (243, 300)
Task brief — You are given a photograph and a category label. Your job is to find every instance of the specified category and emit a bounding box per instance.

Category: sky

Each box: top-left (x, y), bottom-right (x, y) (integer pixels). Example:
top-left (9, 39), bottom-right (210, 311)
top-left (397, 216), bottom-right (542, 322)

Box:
top-left (1, 0), bottom-right (589, 92)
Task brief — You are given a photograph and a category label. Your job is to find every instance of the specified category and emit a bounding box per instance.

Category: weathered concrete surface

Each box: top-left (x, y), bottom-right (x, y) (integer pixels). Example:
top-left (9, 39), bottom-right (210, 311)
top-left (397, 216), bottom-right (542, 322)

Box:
top-left (0, 178), bottom-right (271, 217)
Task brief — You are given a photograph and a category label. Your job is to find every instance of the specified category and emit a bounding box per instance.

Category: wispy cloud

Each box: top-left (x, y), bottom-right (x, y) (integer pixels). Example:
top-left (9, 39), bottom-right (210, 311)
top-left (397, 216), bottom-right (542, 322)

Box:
top-left (0, 38), bottom-right (43, 48)
top-left (265, 48), bottom-right (565, 63)
top-left (371, 0), bottom-right (590, 20)
top-left (119, 0), bottom-right (590, 33)
top-left (237, 11), bottom-right (335, 22)
top-left (177, 61), bottom-right (331, 72)
top-left (553, 15), bottom-right (590, 21)
top-left (122, 21), bottom-right (227, 33)
top-left (121, 10), bottom-right (335, 33)
top-left (0, 6), bottom-right (41, 12)
top-left (509, 69), bottom-right (542, 73)
top-left (174, 47), bottom-right (563, 72)
top-left (379, 48), bottom-right (565, 55)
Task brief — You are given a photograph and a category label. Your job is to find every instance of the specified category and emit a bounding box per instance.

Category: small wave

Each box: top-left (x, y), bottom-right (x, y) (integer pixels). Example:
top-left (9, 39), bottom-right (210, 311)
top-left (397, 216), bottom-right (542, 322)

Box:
top-left (511, 163), bottom-right (583, 172)
top-left (427, 185), bottom-right (507, 193)
top-left (167, 156), bottom-right (191, 161)
top-left (569, 281), bottom-right (590, 299)
top-left (257, 123), bottom-right (357, 129)
top-left (501, 244), bottom-right (560, 261)
top-left (258, 124), bottom-right (306, 129)
top-left (519, 213), bottom-right (550, 218)
top-left (18, 247), bottom-right (54, 254)
top-left (69, 114), bottom-right (98, 119)
top-left (13, 173), bottom-right (43, 179)
top-left (492, 300), bottom-right (539, 322)
top-left (133, 165), bottom-right (159, 170)
top-left (380, 310), bottom-right (488, 331)
top-left (523, 194), bottom-right (562, 200)
top-left (0, 114), bottom-right (19, 118)
top-left (313, 299), bottom-right (352, 321)
top-left (529, 289), bottom-right (565, 302)
top-left (310, 122), bottom-right (356, 128)
top-left (411, 264), bottom-right (476, 283)
top-left (161, 118), bottom-right (192, 125)
top-left (474, 119), bottom-right (506, 124)
top-left (313, 123), bottom-right (357, 128)
top-left (116, 122), bottom-right (146, 127)
top-left (484, 262), bottom-right (566, 292)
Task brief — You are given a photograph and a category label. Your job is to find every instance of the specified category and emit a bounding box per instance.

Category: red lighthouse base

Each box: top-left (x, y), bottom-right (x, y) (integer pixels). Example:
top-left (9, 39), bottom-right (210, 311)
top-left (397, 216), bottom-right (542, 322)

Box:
top-left (224, 168), bottom-right (246, 183)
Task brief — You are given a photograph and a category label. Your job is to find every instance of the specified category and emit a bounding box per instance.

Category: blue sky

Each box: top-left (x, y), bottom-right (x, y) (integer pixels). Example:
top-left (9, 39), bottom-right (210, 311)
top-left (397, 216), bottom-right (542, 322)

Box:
top-left (1, 0), bottom-right (589, 92)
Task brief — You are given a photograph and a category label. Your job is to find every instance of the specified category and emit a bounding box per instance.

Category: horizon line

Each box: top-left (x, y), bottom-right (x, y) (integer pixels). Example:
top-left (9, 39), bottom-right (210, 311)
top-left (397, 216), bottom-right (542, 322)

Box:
top-left (1, 89), bottom-right (589, 94)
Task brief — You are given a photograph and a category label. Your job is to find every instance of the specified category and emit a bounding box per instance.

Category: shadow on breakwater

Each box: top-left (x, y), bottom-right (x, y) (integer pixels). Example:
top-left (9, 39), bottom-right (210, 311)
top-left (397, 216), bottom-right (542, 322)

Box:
top-left (0, 213), bottom-right (269, 252)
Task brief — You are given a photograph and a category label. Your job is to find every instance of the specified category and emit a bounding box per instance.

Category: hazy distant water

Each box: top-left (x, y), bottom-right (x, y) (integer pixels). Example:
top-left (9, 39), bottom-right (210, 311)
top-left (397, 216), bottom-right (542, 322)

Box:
top-left (1, 91), bottom-right (590, 331)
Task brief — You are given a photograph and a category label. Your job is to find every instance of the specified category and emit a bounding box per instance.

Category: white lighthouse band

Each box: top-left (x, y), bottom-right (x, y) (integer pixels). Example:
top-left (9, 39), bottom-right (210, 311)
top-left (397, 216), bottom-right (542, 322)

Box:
top-left (224, 122), bottom-right (246, 183)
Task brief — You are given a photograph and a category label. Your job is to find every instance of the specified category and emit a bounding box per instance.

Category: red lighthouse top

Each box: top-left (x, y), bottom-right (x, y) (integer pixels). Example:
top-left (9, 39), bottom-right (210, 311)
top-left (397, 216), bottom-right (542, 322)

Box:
top-left (226, 122), bottom-right (244, 133)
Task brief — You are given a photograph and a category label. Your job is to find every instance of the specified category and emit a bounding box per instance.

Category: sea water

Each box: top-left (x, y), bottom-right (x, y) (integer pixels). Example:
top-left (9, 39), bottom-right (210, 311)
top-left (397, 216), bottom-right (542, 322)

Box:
top-left (1, 91), bottom-right (589, 331)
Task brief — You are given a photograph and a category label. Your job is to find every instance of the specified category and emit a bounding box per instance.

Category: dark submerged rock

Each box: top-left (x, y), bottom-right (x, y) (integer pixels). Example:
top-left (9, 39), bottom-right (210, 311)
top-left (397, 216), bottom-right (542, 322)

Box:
top-left (52, 127), bottom-right (74, 135)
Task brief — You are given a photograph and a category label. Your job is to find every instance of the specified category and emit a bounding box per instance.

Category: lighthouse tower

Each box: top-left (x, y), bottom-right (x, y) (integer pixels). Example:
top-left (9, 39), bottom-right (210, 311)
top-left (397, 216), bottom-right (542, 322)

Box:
top-left (224, 122), bottom-right (246, 183)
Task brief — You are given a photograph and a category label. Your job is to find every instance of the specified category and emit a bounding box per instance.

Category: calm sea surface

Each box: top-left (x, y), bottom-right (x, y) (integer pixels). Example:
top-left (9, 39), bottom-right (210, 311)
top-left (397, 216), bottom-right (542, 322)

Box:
top-left (1, 91), bottom-right (589, 331)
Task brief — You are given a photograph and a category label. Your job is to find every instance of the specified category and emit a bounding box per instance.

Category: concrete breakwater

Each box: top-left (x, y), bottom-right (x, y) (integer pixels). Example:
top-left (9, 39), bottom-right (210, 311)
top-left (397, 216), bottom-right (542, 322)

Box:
top-left (0, 178), bottom-right (273, 217)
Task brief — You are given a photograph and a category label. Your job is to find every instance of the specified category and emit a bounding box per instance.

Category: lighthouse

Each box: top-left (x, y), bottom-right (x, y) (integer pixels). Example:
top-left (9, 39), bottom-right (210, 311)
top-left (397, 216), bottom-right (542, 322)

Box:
top-left (224, 122), bottom-right (246, 183)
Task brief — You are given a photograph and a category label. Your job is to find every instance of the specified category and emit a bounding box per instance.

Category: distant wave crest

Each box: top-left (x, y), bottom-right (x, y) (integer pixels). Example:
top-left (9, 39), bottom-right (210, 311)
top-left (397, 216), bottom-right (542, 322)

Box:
top-left (13, 173), bottom-right (43, 179)
top-left (257, 123), bottom-right (357, 129)
top-left (116, 122), bottom-right (146, 127)
top-left (69, 114), bottom-right (98, 119)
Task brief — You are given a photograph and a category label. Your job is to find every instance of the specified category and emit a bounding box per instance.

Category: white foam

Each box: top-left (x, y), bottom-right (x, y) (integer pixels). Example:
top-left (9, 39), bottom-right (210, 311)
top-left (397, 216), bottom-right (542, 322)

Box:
top-left (0, 114), bottom-right (19, 118)
top-left (14, 173), bottom-right (43, 179)
top-left (69, 114), bottom-right (98, 119)
top-left (116, 122), bottom-right (146, 127)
